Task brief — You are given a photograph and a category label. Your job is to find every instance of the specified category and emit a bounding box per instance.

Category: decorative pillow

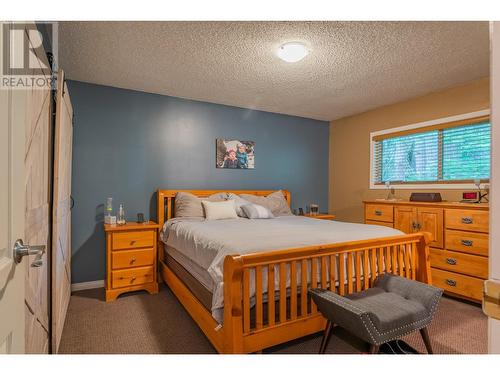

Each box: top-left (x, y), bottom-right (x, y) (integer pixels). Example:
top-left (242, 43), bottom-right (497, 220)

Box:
top-left (174, 192), bottom-right (227, 218)
top-left (241, 203), bottom-right (275, 219)
top-left (239, 190), bottom-right (292, 217)
top-left (201, 200), bottom-right (238, 220)
top-left (226, 193), bottom-right (252, 217)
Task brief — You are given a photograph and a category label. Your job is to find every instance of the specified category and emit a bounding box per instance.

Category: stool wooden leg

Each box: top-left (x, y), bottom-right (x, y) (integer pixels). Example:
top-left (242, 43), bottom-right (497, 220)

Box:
top-left (368, 344), bottom-right (380, 354)
top-left (420, 327), bottom-right (433, 354)
top-left (319, 320), bottom-right (333, 354)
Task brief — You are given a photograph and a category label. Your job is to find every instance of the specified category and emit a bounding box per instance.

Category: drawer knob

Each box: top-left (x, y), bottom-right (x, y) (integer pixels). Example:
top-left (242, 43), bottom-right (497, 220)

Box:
top-left (374, 210), bottom-right (382, 216)
top-left (461, 239), bottom-right (473, 247)
top-left (461, 217), bottom-right (473, 224)
top-left (446, 258), bottom-right (457, 265)
top-left (446, 279), bottom-right (457, 287)
top-left (130, 276), bottom-right (136, 283)
top-left (130, 257), bottom-right (137, 264)
top-left (130, 240), bottom-right (137, 245)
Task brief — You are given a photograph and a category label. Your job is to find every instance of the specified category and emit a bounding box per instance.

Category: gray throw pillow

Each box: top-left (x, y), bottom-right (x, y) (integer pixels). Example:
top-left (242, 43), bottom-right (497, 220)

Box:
top-left (241, 203), bottom-right (275, 219)
top-left (174, 192), bottom-right (228, 218)
top-left (240, 190), bottom-right (292, 217)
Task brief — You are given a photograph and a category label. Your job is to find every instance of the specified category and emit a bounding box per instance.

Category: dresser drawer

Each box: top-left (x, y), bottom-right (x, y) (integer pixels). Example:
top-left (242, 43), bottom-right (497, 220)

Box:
top-left (430, 249), bottom-right (488, 279)
top-left (112, 266), bottom-right (154, 289)
top-left (112, 248), bottom-right (154, 270)
top-left (445, 209), bottom-right (489, 233)
top-left (445, 229), bottom-right (489, 256)
top-left (365, 204), bottom-right (393, 223)
top-left (112, 230), bottom-right (154, 250)
top-left (365, 219), bottom-right (394, 228)
top-left (431, 268), bottom-right (483, 301)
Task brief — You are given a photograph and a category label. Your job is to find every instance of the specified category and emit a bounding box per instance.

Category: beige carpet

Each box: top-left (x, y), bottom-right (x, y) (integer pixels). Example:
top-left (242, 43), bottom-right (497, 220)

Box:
top-left (59, 285), bottom-right (487, 354)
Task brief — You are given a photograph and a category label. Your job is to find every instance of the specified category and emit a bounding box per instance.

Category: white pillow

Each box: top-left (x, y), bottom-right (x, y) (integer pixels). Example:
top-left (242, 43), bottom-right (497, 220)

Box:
top-left (201, 200), bottom-right (238, 220)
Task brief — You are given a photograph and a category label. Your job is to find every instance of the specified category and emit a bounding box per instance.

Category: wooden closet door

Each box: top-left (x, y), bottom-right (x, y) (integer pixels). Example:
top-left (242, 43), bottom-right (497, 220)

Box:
top-left (52, 69), bottom-right (73, 353)
top-left (24, 28), bottom-right (52, 354)
top-left (394, 206), bottom-right (417, 234)
top-left (417, 207), bottom-right (444, 248)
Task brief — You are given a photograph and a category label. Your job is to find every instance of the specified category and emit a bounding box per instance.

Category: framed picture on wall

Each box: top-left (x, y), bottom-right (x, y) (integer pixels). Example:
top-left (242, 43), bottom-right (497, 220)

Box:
top-left (216, 139), bottom-right (255, 169)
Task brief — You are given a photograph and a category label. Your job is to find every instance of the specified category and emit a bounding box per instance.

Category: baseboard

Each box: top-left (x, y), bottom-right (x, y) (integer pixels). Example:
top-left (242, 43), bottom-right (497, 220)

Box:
top-left (71, 280), bottom-right (105, 292)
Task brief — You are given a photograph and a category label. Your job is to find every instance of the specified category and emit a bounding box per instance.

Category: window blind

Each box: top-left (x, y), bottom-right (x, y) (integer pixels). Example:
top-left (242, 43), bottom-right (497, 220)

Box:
top-left (372, 117), bottom-right (491, 184)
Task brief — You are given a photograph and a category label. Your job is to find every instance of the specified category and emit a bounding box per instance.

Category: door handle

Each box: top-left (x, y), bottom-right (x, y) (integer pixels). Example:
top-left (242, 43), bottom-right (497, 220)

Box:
top-left (13, 239), bottom-right (45, 267)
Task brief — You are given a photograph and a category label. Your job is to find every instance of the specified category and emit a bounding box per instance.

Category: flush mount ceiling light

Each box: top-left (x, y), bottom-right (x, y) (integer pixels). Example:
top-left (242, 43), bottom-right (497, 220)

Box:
top-left (277, 42), bottom-right (309, 63)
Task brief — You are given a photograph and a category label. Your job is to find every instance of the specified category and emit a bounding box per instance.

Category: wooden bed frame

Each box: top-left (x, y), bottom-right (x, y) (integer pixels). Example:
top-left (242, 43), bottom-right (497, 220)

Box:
top-left (157, 189), bottom-right (432, 354)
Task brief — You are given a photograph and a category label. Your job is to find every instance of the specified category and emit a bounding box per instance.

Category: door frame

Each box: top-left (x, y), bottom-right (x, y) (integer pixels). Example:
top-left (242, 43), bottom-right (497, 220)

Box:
top-left (488, 21), bottom-right (500, 354)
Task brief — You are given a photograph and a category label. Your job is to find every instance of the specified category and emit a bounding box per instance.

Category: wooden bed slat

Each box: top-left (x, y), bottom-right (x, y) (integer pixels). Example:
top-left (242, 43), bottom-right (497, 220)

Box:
top-left (384, 246), bottom-right (391, 274)
top-left (279, 262), bottom-right (287, 323)
top-left (377, 248), bottom-right (383, 278)
top-left (363, 249), bottom-right (369, 290)
top-left (243, 269), bottom-right (250, 333)
top-left (255, 265), bottom-right (263, 329)
top-left (268, 264), bottom-right (275, 326)
top-left (355, 252), bottom-right (361, 292)
top-left (300, 260), bottom-right (308, 316)
top-left (329, 255), bottom-right (336, 293)
top-left (347, 253), bottom-right (353, 294)
top-left (370, 249), bottom-right (376, 286)
top-left (290, 261), bottom-right (297, 320)
top-left (398, 245), bottom-right (404, 276)
top-left (321, 257), bottom-right (327, 289)
top-left (404, 245), bottom-right (411, 278)
top-left (410, 244), bottom-right (417, 280)
top-left (338, 253), bottom-right (345, 295)
top-left (391, 246), bottom-right (397, 275)
top-left (311, 258), bottom-right (318, 313)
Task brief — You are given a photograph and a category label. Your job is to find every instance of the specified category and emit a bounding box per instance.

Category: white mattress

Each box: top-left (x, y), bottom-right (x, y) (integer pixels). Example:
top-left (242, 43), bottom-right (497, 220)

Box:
top-left (161, 216), bottom-right (403, 322)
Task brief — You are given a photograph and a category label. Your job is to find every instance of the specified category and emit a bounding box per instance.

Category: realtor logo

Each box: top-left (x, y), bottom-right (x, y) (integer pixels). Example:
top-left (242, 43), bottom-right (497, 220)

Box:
top-left (1, 22), bottom-right (58, 89)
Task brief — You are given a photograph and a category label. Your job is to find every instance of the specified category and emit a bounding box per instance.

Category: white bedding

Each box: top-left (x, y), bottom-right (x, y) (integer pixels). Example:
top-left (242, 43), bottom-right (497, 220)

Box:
top-left (161, 216), bottom-right (403, 322)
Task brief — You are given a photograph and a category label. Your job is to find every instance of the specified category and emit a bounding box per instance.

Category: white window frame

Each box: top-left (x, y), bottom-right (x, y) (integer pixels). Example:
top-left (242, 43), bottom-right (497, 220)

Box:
top-left (369, 109), bottom-right (491, 190)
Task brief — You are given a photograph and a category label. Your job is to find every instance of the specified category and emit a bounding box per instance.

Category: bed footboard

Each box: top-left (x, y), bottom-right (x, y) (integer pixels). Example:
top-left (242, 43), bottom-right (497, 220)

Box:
top-left (222, 232), bottom-right (432, 353)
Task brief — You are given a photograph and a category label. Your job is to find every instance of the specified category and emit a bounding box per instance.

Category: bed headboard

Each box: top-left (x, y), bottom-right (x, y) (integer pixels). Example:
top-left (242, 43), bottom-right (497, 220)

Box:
top-left (156, 189), bottom-right (291, 228)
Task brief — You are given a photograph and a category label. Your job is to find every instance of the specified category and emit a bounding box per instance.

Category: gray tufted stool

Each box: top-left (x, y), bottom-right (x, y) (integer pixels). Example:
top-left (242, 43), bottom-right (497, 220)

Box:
top-left (309, 273), bottom-right (443, 354)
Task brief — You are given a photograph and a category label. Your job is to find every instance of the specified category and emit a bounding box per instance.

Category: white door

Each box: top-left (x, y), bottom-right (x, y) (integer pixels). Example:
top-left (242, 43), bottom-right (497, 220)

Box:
top-left (489, 21), bottom-right (500, 354)
top-left (0, 22), bottom-right (27, 354)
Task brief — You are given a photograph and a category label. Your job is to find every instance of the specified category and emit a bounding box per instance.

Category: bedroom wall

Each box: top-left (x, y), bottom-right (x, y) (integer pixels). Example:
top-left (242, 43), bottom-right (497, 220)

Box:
top-left (329, 77), bottom-right (490, 223)
top-left (69, 80), bottom-right (330, 284)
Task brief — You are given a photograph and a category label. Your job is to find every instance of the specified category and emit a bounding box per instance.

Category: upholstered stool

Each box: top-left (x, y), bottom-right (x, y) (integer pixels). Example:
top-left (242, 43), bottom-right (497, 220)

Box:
top-left (309, 274), bottom-right (443, 354)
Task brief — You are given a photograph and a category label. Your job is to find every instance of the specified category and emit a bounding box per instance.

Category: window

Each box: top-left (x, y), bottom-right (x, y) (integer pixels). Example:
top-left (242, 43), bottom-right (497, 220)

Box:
top-left (371, 114), bottom-right (490, 187)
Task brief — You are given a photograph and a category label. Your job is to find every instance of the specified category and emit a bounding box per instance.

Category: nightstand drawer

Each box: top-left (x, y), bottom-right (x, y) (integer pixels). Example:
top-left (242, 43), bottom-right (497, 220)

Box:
top-left (431, 268), bottom-right (483, 301)
top-left (445, 229), bottom-right (488, 256)
top-left (112, 230), bottom-right (154, 250)
top-left (112, 248), bottom-right (154, 270)
top-left (430, 249), bottom-right (488, 279)
top-left (365, 204), bottom-right (393, 223)
top-left (445, 209), bottom-right (489, 233)
top-left (112, 266), bottom-right (154, 289)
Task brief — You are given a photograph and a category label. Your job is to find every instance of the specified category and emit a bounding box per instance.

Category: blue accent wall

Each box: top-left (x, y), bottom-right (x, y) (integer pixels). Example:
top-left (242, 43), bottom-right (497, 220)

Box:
top-left (69, 80), bottom-right (330, 283)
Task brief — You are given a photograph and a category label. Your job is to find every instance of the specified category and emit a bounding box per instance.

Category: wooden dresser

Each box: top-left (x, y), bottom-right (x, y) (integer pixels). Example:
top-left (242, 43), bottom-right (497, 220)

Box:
top-left (364, 200), bottom-right (489, 302)
top-left (104, 221), bottom-right (160, 301)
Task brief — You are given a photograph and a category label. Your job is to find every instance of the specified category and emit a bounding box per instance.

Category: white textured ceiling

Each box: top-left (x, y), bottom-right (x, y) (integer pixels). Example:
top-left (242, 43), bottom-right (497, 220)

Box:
top-left (59, 21), bottom-right (489, 121)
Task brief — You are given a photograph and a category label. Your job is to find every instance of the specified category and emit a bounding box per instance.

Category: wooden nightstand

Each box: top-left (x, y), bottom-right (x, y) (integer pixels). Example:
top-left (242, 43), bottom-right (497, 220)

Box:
top-left (303, 213), bottom-right (336, 220)
top-left (104, 221), bottom-right (160, 301)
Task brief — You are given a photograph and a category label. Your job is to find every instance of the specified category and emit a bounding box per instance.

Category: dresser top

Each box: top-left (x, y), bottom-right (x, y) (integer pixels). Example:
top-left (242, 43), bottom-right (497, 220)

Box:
top-left (104, 220), bottom-right (159, 232)
top-left (363, 199), bottom-right (489, 210)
